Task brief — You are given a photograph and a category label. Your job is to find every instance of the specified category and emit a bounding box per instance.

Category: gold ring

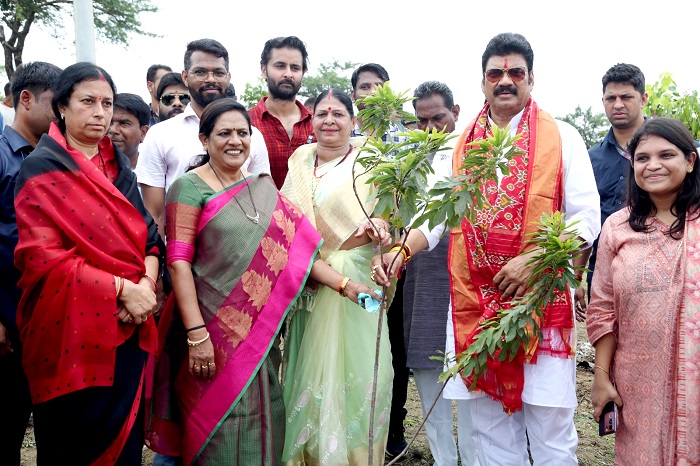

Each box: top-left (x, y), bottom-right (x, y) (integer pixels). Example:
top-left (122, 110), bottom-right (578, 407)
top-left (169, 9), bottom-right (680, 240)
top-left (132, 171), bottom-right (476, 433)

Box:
top-left (194, 364), bottom-right (201, 372)
top-left (127, 315), bottom-right (134, 323)
top-left (370, 272), bottom-right (376, 281)
top-left (372, 265), bottom-right (380, 271)
top-left (208, 362), bottom-right (215, 367)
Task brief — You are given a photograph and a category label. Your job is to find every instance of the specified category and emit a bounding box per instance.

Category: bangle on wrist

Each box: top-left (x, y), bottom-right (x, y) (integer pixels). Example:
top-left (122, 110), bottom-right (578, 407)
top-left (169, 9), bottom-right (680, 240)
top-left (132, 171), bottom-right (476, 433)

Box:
top-left (186, 324), bottom-right (207, 334)
top-left (337, 276), bottom-right (351, 296)
top-left (187, 332), bottom-right (210, 346)
top-left (389, 244), bottom-right (411, 265)
top-left (142, 274), bottom-right (158, 293)
top-left (116, 276), bottom-right (125, 299)
top-left (594, 365), bottom-right (610, 376)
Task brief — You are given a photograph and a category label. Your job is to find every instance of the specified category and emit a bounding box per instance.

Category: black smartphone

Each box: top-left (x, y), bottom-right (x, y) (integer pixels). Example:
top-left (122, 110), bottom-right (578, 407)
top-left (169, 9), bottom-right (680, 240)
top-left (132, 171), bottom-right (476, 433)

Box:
top-left (598, 400), bottom-right (617, 436)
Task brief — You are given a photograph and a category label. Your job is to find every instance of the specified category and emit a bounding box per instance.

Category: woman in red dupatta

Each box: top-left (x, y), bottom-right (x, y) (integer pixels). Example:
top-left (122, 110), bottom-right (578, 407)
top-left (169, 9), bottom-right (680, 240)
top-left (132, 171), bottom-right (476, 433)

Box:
top-left (588, 117), bottom-right (700, 465)
top-left (14, 63), bottom-right (163, 465)
top-left (147, 99), bottom-right (379, 465)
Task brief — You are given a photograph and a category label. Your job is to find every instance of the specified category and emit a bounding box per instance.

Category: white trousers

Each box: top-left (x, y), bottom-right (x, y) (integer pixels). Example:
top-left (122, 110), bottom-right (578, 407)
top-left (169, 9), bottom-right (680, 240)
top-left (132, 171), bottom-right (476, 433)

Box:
top-left (413, 369), bottom-right (479, 466)
top-left (468, 397), bottom-right (578, 466)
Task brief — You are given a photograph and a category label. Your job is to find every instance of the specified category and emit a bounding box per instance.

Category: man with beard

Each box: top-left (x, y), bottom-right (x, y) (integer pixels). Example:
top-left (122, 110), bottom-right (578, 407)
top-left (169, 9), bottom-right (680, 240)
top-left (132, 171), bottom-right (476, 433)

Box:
top-left (155, 72), bottom-right (189, 122)
top-left (371, 33), bottom-right (600, 464)
top-left (135, 38), bottom-right (269, 238)
top-left (108, 93), bottom-right (150, 169)
top-left (249, 36), bottom-right (313, 188)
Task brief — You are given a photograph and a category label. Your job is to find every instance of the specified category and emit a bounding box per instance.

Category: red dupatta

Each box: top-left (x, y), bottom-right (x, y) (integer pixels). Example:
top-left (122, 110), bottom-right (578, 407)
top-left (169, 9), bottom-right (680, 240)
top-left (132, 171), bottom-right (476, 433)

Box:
top-left (447, 100), bottom-right (574, 414)
top-left (14, 123), bottom-right (157, 404)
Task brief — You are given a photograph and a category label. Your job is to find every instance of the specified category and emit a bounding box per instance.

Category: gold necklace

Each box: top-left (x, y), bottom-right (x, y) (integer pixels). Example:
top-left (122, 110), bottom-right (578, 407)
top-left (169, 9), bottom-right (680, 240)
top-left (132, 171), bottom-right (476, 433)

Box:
top-left (208, 162), bottom-right (260, 224)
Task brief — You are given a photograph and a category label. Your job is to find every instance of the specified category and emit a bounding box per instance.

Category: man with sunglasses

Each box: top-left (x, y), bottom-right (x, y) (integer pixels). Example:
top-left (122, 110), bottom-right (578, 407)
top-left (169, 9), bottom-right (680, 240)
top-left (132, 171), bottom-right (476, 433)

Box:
top-left (136, 38), bottom-right (269, 239)
top-left (155, 72), bottom-right (189, 122)
top-left (371, 33), bottom-right (600, 465)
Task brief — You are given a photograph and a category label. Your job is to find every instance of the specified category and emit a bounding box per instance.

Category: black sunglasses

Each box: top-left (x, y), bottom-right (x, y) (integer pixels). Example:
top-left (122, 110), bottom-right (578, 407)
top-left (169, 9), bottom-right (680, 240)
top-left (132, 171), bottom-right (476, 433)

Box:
top-left (160, 93), bottom-right (191, 106)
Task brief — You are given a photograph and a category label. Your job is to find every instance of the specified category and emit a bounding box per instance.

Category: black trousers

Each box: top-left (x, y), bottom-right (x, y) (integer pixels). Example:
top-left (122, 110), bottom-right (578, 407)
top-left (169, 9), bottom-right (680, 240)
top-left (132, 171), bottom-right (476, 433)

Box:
top-left (387, 275), bottom-right (409, 439)
top-left (0, 333), bottom-right (32, 466)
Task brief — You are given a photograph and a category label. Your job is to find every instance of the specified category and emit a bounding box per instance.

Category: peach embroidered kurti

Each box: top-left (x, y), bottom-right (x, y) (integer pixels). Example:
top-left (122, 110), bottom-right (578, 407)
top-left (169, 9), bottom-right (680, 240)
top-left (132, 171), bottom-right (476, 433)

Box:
top-left (588, 209), bottom-right (700, 465)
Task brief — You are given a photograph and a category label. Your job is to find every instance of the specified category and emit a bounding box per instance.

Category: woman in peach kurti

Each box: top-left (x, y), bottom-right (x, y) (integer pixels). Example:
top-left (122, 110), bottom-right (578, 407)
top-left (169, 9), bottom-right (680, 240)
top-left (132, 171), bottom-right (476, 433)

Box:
top-left (587, 117), bottom-right (700, 465)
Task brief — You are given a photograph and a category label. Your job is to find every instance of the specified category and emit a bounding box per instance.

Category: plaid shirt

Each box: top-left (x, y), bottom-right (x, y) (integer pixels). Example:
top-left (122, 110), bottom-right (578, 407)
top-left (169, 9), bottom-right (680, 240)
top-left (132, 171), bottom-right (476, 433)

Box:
top-left (249, 97), bottom-right (314, 189)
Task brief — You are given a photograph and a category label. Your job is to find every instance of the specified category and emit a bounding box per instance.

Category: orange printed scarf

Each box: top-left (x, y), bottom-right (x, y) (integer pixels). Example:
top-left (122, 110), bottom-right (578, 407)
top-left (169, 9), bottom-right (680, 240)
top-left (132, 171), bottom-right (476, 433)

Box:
top-left (448, 99), bottom-right (574, 413)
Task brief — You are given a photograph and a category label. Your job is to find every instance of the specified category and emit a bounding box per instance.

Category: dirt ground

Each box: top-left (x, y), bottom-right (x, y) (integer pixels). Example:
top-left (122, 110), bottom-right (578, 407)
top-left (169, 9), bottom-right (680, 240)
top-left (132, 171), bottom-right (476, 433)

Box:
top-left (20, 322), bottom-right (613, 465)
top-left (393, 320), bottom-right (615, 466)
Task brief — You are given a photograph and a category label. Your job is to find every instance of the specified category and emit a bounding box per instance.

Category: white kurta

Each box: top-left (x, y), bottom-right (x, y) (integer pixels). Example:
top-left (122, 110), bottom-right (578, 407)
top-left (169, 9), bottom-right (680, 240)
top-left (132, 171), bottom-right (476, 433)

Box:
top-left (418, 108), bottom-right (600, 407)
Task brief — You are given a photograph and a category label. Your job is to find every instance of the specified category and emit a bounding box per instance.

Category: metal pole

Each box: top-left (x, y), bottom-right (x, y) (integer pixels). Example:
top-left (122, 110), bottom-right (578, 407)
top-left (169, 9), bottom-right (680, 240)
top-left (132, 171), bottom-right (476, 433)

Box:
top-left (74, 0), bottom-right (96, 63)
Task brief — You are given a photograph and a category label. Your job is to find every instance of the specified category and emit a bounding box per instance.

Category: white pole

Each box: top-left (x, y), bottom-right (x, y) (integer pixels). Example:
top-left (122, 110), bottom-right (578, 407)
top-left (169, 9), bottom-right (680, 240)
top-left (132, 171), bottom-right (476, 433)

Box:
top-left (74, 0), bottom-right (96, 63)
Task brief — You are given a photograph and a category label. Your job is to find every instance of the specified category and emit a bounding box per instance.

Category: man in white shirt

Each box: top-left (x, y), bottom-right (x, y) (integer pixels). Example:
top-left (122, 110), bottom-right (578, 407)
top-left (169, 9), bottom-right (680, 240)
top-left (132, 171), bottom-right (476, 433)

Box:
top-left (0, 83), bottom-right (15, 129)
top-left (372, 33), bottom-right (600, 465)
top-left (135, 38), bottom-right (269, 238)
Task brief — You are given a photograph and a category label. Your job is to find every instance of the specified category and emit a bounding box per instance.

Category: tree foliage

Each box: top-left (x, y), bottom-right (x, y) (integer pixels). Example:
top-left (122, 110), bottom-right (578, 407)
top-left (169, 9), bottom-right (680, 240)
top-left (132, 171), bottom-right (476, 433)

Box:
top-left (0, 0), bottom-right (157, 80)
top-left (645, 72), bottom-right (700, 139)
top-left (300, 59), bottom-right (357, 100)
top-left (558, 105), bottom-right (608, 149)
top-left (239, 76), bottom-right (267, 109)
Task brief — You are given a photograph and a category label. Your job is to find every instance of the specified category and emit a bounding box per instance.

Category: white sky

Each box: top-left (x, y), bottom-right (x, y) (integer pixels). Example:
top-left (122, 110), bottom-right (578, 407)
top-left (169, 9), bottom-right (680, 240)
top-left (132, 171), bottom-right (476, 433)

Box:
top-left (13, 0), bottom-right (699, 134)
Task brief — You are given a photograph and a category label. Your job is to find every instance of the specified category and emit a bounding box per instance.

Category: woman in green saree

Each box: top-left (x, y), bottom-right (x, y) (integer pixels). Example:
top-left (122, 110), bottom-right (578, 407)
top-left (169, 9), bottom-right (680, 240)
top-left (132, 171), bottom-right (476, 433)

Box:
top-left (281, 89), bottom-right (394, 465)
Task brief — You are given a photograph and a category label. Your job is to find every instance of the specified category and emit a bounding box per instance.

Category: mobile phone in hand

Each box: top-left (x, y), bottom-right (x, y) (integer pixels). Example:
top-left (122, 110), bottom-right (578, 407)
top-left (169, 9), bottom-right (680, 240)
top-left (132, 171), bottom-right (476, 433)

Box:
top-left (598, 400), bottom-right (617, 436)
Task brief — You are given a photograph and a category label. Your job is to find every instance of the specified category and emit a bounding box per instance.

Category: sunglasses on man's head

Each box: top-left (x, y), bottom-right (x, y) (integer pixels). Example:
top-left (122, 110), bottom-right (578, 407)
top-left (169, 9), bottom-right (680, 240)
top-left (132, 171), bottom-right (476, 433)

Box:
top-left (484, 67), bottom-right (528, 83)
top-left (160, 93), bottom-right (191, 106)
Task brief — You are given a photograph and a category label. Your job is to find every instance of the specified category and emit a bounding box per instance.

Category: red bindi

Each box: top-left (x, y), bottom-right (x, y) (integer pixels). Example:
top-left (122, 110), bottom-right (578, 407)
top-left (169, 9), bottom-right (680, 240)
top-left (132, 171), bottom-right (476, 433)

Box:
top-left (327, 106), bottom-right (332, 111)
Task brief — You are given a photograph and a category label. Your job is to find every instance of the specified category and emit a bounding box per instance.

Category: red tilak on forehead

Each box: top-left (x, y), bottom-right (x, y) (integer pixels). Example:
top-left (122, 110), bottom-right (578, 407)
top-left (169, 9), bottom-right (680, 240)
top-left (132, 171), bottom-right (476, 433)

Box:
top-left (503, 58), bottom-right (509, 68)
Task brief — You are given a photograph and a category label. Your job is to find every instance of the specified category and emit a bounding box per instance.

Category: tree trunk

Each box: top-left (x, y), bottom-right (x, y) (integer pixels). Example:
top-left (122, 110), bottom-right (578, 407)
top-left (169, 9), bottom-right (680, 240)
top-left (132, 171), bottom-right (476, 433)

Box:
top-left (1, 11), bottom-right (35, 80)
